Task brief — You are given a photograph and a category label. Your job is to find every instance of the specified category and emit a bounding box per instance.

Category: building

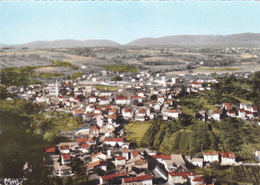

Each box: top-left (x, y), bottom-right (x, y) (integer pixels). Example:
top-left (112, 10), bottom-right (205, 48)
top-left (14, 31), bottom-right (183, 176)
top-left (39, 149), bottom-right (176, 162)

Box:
top-left (221, 152), bottom-right (236, 165)
top-left (123, 175), bottom-right (153, 185)
top-left (203, 151), bottom-right (219, 163)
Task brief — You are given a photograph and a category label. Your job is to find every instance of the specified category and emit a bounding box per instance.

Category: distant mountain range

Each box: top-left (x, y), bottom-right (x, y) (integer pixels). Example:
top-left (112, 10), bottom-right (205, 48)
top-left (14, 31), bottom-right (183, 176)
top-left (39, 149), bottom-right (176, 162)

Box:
top-left (1, 33), bottom-right (260, 48)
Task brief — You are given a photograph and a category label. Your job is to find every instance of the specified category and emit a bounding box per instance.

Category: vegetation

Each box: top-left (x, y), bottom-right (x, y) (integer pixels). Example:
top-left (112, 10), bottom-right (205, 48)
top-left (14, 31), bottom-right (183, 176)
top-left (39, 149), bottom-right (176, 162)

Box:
top-left (50, 60), bottom-right (78, 70)
top-left (125, 118), bottom-right (260, 161)
top-left (111, 75), bottom-right (122, 81)
top-left (125, 121), bottom-right (153, 147)
top-left (36, 71), bottom-right (64, 78)
top-left (194, 162), bottom-right (260, 184)
top-left (95, 85), bottom-right (119, 90)
top-left (100, 65), bottom-right (140, 73)
top-left (69, 72), bottom-right (85, 80)
top-left (0, 99), bottom-right (85, 184)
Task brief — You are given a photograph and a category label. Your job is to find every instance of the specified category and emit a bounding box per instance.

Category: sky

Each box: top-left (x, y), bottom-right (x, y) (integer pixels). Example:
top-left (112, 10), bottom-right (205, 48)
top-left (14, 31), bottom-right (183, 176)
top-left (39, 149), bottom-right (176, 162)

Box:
top-left (1, 1), bottom-right (260, 45)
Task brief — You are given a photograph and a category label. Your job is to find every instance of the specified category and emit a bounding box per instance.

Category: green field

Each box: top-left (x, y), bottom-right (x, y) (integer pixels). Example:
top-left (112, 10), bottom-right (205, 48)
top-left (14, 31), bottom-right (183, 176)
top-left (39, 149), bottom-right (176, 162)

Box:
top-left (125, 121), bottom-right (152, 146)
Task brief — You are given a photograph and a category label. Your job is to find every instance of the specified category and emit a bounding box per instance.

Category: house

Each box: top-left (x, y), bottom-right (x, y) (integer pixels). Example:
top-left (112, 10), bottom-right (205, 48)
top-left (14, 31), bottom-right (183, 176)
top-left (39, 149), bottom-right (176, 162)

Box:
top-left (99, 97), bottom-right (109, 105)
top-left (94, 108), bottom-right (102, 114)
top-left (115, 156), bottom-right (126, 167)
top-left (134, 158), bottom-right (148, 170)
top-left (91, 151), bottom-right (107, 162)
top-left (103, 137), bottom-right (124, 147)
top-left (80, 143), bottom-right (90, 153)
top-left (132, 96), bottom-right (143, 103)
top-left (43, 147), bottom-right (56, 154)
top-left (247, 111), bottom-right (254, 119)
top-left (122, 148), bottom-right (130, 160)
top-left (191, 82), bottom-right (203, 88)
top-left (99, 173), bottom-right (127, 185)
top-left (203, 151), bottom-right (219, 163)
top-left (58, 96), bottom-right (64, 102)
top-left (76, 137), bottom-right (89, 143)
top-left (122, 108), bottom-right (133, 120)
top-left (191, 176), bottom-right (204, 185)
top-left (108, 108), bottom-right (118, 115)
top-left (65, 100), bottom-right (72, 107)
top-left (157, 95), bottom-right (165, 103)
top-left (137, 92), bottom-right (145, 97)
top-left (168, 172), bottom-right (193, 184)
top-left (86, 105), bottom-right (95, 113)
top-left (61, 153), bottom-right (71, 165)
top-left (87, 160), bottom-right (107, 172)
top-left (212, 110), bottom-right (221, 121)
top-left (89, 96), bottom-right (96, 103)
top-left (92, 125), bottom-right (100, 136)
top-left (59, 145), bottom-right (70, 154)
top-left (123, 175), bottom-right (153, 185)
top-left (167, 109), bottom-right (179, 119)
top-left (116, 96), bottom-right (131, 105)
top-left (227, 110), bottom-right (236, 117)
top-left (189, 158), bottom-right (204, 168)
top-left (221, 152), bottom-right (236, 165)
top-left (251, 106), bottom-right (258, 113)
top-left (108, 114), bottom-right (117, 124)
top-left (73, 109), bottom-right (84, 117)
top-left (136, 109), bottom-right (146, 117)
top-left (223, 102), bottom-right (233, 111)
top-left (239, 109), bottom-right (246, 118)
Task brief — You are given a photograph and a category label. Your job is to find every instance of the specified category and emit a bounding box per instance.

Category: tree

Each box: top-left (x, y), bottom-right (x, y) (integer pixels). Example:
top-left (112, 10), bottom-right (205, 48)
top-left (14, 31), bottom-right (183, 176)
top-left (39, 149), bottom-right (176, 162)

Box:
top-left (111, 76), bottom-right (122, 81)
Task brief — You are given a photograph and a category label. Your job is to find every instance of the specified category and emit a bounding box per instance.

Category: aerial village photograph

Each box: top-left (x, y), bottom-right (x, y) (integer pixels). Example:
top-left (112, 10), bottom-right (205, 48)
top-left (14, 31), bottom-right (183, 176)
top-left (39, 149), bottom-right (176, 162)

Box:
top-left (0, 0), bottom-right (260, 185)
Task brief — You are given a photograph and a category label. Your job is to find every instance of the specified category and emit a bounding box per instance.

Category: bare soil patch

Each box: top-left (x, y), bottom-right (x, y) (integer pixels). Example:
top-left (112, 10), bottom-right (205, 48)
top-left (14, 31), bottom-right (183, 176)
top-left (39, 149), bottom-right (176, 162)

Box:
top-left (63, 54), bottom-right (95, 62)
top-left (142, 56), bottom-right (186, 63)
top-left (35, 66), bottom-right (71, 72)
top-left (0, 51), bottom-right (48, 55)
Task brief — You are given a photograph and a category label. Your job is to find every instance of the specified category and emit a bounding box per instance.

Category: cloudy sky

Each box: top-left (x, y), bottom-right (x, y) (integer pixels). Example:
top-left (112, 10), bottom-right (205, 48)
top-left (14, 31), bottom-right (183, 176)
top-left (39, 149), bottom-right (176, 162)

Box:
top-left (1, 1), bottom-right (260, 45)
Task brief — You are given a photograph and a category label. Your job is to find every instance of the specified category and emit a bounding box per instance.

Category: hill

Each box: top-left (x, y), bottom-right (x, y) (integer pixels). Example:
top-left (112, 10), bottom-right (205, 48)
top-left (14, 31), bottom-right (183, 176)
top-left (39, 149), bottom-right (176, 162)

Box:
top-left (10, 39), bottom-right (121, 48)
top-left (2, 33), bottom-right (260, 48)
top-left (126, 33), bottom-right (260, 46)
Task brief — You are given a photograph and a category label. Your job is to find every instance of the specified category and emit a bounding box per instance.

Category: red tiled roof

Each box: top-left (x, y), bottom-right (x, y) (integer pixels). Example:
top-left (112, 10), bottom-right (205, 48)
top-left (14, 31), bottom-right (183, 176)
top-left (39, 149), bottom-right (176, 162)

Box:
top-left (158, 96), bottom-right (164, 98)
top-left (74, 109), bottom-right (84, 114)
top-left (59, 96), bottom-right (64, 98)
top-left (167, 99), bottom-right (174, 103)
top-left (116, 156), bottom-right (126, 160)
top-left (224, 102), bottom-right (233, 111)
top-left (109, 108), bottom-right (118, 112)
top-left (213, 110), bottom-right (221, 114)
top-left (240, 109), bottom-right (246, 112)
top-left (88, 137), bottom-right (95, 143)
top-left (116, 96), bottom-right (128, 100)
top-left (168, 172), bottom-right (193, 178)
top-left (92, 125), bottom-right (100, 130)
top-left (103, 138), bottom-right (124, 142)
top-left (228, 153), bottom-right (236, 158)
top-left (66, 100), bottom-right (71, 103)
top-left (81, 143), bottom-right (90, 149)
top-left (89, 96), bottom-right (95, 98)
top-left (105, 106), bottom-right (111, 111)
top-left (108, 114), bottom-right (117, 119)
top-left (229, 111), bottom-right (236, 114)
top-left (43, 147), bottom-right (56, 153)
top-left (135, 158), bottom-right (147, 165)
top-left (168, 109), bottom-right (178, 113)
top-left (62, 153), bottom-right (71, 160)
top-left (204, 151), bottom-right (218, 156)
top-left (60, 145), bottom-right (70, 150)
top-left (139, 110), bottom-right (146, 114)
top-left (124, 175), bottom-right (153, 183)
top-left (221, 152), bottom-right (228, 158)
top-left (193, 177), bottom-right (204, 182)
top-left (122, 148), bottom-right (129, 153)
top-left (151, 154), bottom-right (171, 160)
top-left (90, 105), bottom-right (95, 108)
top-left (87, 160), bottom-right (106, 169)
top-left (95, 108), bottom-right (101, 111)
top-left (100, 97), bottom-right (106, 100)
top-left (132, 96), bottom-right (141, 99)
top-left (191, 82), bottom-right (203, 85)
top-left (253, 106), bottom-right (258, 110)
top-left (101, 173), bottom-right (127, 181)
top-left (132, 150), bottom-right (141, 157)
top-left (76, 138), bottom-right (89, 143)
top-left (124, 108), bottom-right (131, 112)
top-left (75, 97), bottom-right (79, 100)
